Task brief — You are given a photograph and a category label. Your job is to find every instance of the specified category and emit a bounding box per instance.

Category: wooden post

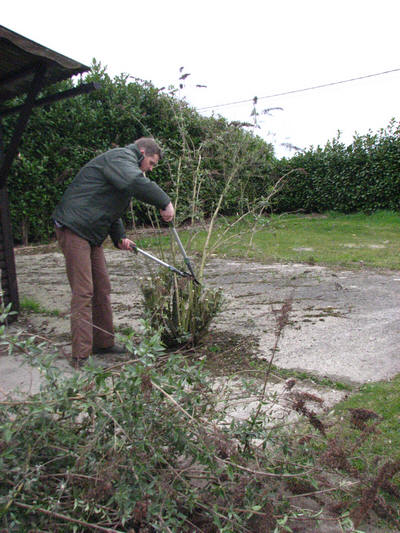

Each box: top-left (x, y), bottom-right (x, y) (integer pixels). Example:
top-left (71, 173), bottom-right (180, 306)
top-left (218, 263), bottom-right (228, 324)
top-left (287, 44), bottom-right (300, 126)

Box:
top-left (0, 62), bottom-right (47, 322)
top-left (0, 186), bottom-right (19, 319)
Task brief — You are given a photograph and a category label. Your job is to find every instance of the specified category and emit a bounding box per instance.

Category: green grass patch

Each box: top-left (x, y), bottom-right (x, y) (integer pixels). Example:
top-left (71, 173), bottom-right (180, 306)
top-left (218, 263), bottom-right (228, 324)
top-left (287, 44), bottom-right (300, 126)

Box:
top-left (183, 210), bottom-right (400, 270)
top-left (20, 296), bottom-right (60, 317)
top-left (267, 364), bottom-right (353, 391)
top-left (128, 210), bottom-right (400, 269)
top-left (335, 375), bottom-right (400, 460)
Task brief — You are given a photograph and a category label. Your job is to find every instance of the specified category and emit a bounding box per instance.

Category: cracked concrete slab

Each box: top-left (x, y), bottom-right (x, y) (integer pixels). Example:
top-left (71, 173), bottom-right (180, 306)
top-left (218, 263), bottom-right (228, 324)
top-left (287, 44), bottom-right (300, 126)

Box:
top-left (1, 247), bottom-right (399, 401)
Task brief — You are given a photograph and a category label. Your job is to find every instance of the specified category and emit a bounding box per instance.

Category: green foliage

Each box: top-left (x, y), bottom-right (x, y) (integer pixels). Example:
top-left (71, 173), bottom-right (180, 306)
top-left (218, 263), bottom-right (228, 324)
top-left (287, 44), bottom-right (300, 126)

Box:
top-left (273, 120), bottom-right (400, 213)
top-left (0, 324), bottom-right (280, 532)
top-left (4, 57), bottom-right (400, 243)
top-left (1, 320), bottom-right (399, 531)
top-left (141, 271), bottom-right (224, 347)
top-left (19, 296), bottom-right (60, 317)
top-left (4, 60), bottom-right (275, 244)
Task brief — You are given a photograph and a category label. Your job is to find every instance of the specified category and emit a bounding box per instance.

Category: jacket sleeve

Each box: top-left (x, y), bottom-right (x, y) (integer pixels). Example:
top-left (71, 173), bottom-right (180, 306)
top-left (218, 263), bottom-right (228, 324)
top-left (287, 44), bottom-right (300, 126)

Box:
top-left (109, 218), bottom-right (126, 248)
top-left (102, 150), bottom-right (171, 209)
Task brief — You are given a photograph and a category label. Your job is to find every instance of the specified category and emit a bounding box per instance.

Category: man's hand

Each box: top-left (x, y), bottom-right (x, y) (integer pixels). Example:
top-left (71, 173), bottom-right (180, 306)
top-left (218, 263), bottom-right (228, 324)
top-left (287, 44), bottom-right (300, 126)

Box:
top-left (118, 238), bottom-right (136, 251)
top-left (160, 202), bottom-right (175, 222)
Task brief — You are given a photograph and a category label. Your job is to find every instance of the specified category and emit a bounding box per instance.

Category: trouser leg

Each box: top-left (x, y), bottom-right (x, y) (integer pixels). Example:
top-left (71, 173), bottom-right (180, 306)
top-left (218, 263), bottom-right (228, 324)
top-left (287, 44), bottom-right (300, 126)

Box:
top-left (90, 244), bottom-right (114, 349)
top-left (56, 227), bottom-right (95, 360)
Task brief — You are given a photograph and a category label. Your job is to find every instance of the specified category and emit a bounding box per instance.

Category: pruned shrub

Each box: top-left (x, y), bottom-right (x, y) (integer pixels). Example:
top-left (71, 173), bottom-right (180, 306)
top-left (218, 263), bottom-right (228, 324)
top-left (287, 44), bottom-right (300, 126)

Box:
top-left (141, 271), bottom-right (223, 348)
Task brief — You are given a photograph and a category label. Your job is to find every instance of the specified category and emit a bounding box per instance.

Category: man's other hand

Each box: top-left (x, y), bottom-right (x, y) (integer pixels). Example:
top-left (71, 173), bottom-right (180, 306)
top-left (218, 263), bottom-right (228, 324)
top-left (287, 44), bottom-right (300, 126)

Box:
top-left (118, 238), bottom-right (136, 251)
top-left (160, 202), bottom-right (175, 222)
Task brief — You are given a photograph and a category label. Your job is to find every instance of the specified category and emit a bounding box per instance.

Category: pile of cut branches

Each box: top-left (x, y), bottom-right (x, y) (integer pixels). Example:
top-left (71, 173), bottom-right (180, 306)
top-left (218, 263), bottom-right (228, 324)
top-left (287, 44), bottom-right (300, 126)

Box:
top-left (1, 319), bottom-right (399, 532)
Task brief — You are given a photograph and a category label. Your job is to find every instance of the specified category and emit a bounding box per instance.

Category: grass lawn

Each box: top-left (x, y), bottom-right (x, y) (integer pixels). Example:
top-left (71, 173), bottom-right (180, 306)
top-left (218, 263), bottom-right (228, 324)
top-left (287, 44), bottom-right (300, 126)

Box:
top-left (335, 375), bottom-right (400, 460)
top-left (185, 210), bottom-right (400, 270)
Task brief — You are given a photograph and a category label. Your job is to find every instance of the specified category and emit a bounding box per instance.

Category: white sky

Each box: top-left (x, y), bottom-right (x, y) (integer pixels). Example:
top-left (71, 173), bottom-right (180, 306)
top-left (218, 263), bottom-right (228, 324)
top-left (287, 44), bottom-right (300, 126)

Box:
top-left (3, 0), bottom-right (400, 157)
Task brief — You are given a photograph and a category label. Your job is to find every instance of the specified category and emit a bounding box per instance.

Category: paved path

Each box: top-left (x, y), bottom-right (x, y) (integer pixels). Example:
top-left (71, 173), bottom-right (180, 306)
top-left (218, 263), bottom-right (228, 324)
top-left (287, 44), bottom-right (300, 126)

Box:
top-left (1, 250), bottom-right (400, 400)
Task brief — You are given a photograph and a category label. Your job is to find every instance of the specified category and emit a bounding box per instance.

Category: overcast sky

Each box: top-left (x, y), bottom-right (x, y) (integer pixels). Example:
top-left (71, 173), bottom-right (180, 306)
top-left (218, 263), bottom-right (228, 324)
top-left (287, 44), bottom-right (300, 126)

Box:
top-left (3, 0), bottom-right (400, 157)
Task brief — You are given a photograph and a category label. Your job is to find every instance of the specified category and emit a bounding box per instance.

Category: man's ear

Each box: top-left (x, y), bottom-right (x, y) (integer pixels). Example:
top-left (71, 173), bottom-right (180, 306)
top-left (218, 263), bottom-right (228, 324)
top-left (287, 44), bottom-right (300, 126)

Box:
top-left (139, 148), bottom-right (146, 156)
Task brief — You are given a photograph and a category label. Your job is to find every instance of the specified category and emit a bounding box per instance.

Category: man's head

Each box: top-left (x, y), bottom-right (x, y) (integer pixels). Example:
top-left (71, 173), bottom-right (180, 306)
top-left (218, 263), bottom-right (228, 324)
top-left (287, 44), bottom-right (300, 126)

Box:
top-left (135, 137), bottom-right (162, 172)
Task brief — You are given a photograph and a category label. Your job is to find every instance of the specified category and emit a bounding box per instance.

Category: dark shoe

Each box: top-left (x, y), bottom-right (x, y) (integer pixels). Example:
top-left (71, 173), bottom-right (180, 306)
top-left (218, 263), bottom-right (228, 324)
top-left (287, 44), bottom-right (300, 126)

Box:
top-left (93, 344), bottom-right (126, 355)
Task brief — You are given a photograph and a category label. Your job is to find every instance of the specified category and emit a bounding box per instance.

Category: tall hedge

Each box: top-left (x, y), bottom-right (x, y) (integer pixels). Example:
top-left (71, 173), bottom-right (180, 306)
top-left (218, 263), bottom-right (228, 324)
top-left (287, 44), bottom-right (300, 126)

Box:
top-left (5, 60), bottom-right (398, 245)
top-left (3, 62), bottom-right (275, 244)
top-left (272, 120), bottom-right (400, 213)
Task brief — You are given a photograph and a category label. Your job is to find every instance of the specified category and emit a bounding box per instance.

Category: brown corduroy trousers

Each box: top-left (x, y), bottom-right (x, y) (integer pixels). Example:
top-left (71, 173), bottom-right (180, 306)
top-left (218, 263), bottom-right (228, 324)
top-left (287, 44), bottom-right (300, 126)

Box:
top-left (55, 227), bottom-right (115, 360)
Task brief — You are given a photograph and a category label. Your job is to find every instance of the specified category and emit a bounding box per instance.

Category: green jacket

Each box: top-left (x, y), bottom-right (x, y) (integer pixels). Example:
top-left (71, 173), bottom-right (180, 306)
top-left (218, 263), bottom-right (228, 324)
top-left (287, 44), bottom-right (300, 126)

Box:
top-left (53, 144), bottom-right (170, 246)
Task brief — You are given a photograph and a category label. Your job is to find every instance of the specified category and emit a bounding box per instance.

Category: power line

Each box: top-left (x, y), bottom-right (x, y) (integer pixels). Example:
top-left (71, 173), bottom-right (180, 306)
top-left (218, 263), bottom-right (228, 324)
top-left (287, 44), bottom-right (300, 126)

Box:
top-left (197, 67), bottom-right (400, 112)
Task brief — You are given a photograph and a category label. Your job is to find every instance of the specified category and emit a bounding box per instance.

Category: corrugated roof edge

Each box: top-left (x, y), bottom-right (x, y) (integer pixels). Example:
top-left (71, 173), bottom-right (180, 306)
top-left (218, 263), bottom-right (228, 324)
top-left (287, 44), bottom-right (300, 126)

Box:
top-left (0, 25), bottom-right (90, 73)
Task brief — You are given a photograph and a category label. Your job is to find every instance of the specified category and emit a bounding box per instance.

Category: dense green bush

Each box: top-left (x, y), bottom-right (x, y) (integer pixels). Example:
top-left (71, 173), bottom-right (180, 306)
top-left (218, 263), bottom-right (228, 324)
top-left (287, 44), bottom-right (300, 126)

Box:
top-left (3, 62), bottom-right (275, 244)
top-left (272, 120), bottom-right (400, 214)
top-left (4, 59), bottom-right (399, 244)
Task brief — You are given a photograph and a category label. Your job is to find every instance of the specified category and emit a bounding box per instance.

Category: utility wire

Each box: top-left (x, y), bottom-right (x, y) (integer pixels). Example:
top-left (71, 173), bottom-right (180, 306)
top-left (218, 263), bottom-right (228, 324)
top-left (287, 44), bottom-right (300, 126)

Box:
top-left (198, 67), bottom-right (400, 111)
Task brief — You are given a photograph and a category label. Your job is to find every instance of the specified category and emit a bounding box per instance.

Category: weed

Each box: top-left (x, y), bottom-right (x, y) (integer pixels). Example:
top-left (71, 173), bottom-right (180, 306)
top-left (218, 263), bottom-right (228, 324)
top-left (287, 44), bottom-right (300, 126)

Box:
top-left (20, 296), bottom-right (60, 317)
top-left (335, 376), bottom-right (400, 459)
top-left (19, 296), bottom-right (42, 313)
top-left (351, 460), bottom-right (400, 529)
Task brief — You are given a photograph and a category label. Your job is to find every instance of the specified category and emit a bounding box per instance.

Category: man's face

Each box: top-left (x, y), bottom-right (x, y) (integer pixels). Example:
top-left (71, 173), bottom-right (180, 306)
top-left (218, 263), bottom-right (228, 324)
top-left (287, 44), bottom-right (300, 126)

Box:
top-left (139, 150), bottom-right (159, 173)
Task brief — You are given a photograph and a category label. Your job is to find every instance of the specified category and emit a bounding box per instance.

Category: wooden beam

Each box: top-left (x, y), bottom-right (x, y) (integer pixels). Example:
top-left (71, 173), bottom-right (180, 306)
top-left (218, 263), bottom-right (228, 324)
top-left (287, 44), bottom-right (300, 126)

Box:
top-left (0, 187), bottom-right (19, 318)
top-left (0, 62), bottom-right (40, 90)
top-left (0, 62), bottom-right (48, 319)
top-left (0, 62), bottom-right (47, 188)
top-left (0, 82), bottom-right (100, 117)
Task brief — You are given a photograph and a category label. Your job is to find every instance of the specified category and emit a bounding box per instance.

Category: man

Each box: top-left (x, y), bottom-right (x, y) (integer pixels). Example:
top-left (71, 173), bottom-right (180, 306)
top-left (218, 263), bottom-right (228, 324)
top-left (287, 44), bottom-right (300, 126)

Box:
top-left (53, 137), bottom-right (174, 368)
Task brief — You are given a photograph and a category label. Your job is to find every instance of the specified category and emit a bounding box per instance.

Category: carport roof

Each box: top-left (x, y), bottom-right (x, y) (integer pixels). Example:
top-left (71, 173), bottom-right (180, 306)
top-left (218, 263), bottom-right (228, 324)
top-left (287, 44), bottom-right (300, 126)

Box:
top-left (0, 26), bottom-right (95, 321)
top-left (0, 25), bottom-right (90, 104)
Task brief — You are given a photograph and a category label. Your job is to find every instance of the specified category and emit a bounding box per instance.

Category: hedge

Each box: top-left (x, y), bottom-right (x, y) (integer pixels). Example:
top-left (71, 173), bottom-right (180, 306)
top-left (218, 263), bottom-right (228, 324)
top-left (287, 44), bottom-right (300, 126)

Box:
top-left (3, 60), bottom-right (400, 244)
top-left (3, 61), bottom-right (275, 244)
top-left (272, 120), bottom-right (400, 214)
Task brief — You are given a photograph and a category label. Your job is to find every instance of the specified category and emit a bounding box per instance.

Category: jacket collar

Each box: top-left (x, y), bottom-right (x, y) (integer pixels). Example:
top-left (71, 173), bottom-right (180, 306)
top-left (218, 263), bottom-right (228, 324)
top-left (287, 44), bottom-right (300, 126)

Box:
top-left (128, 143), bottom-right (144, 163)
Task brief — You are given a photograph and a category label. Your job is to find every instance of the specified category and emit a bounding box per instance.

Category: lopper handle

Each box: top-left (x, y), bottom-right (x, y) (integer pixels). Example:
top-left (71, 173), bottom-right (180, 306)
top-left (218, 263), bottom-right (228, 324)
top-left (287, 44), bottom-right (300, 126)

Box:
top-left (169, 223), bottom-right (199, 283)
top-left (129, 242), bottom-right (193, 280)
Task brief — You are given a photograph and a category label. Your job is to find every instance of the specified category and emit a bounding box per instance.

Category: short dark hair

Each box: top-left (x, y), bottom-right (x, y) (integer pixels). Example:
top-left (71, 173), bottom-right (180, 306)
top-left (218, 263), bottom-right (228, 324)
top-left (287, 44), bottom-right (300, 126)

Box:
top-left (135, 137), bottom-right (162, 158)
